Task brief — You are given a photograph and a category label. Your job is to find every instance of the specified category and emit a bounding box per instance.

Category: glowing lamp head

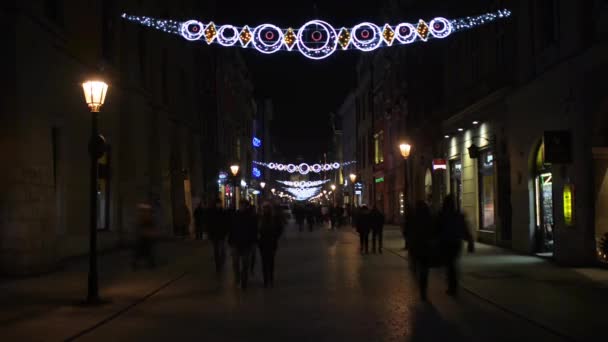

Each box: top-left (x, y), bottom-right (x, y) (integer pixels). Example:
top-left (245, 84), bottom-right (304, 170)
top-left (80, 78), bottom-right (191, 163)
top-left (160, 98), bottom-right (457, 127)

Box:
top-left (82, 80), bottom-right (108, 113)
top-left (230, 164), bottom-right (240, 176)
top-left (349, 173), bottom-right (357, 183)
top-left (271, 188), bottom-right (276, 194)
top-left (260, 182), bottom-right (266, 189)
top-left (331, 184), bottom-right (336, 191)
top-left (399, 143), bottom-right (412, 159)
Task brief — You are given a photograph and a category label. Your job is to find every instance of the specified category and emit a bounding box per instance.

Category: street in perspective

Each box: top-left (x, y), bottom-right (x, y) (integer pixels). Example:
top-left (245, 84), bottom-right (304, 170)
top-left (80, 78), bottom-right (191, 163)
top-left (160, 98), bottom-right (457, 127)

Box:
top-left (1, 1), bottom-right (608, 341)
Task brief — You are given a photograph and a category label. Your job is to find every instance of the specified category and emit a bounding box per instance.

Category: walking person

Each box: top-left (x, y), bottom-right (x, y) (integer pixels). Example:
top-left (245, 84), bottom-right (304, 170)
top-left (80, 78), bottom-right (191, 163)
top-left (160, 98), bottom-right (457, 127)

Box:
top-left (370, 205), bottom-right (385, 254)
top-left (306, 205), bottom-right (315, 232)
top-left (228, 200), bottom-right (258, 290)
top-left (438, 194), bottom-right (475, 297)
top-left (258, 202), bottom-right (284, 288)
top-left (405, 201), bottom-right (436, 301)
top-left (193, 200), bottom-right (206, 240)
top-left (132, 201), bottom-right (159, 270)
top-left (294, 205), bottom-right (305, 232)
top-left (207, 199), bottom-right (228, 274)
top-left (356, 205), bottom-right (371, 254)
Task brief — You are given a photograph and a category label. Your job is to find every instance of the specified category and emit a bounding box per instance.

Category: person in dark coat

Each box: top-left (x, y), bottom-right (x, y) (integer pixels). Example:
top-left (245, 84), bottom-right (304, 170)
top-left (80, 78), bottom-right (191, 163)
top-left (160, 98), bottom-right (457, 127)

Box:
top-left (305, 204), bottom-right (315, 232)
top-left (405, 201), bottom-right (436, 301)
top-left (356, 205), bottom-right (371, 254)
top-left (294, 204), bottom-right (305, 232)
top-left (370, 205), bottom-right (385, 254)
top-left (132, 201), bottom-right (159, 270)
top-left (207, 199), bottom-right (227, 274)
top-left (193, 200), bottom-right (206, 240)
top-left (228, 200), bottom-right (258, 290)
top-left (438, 194), bottom-right (474, 297)
top-left (258, 202), bottom-right (284, 288)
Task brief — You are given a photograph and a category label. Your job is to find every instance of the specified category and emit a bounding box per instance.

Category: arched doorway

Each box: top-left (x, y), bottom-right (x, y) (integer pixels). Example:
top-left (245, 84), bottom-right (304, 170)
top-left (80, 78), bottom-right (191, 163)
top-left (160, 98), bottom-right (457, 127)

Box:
top-left (533, 141), bottom-right (554, 256)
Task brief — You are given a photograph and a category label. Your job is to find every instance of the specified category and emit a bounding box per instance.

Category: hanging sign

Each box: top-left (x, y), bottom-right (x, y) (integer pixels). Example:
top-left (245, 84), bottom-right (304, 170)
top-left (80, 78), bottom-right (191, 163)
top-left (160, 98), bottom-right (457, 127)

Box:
top-left (433, 159), bottom-right (447, 171)
top-left (563, 184), bottom-right (575, 226)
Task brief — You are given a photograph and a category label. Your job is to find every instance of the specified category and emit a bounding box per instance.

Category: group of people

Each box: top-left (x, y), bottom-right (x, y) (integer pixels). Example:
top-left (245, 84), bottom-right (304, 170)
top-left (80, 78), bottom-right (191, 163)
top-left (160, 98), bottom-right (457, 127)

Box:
top-left (353, 205), bottom-right (385, 254)
top-left (404, 194), bottom-right (475, 301)
top-left (194, 199), bottom-right (285, 290)
top-left (293, 204), bottom-right (347, 232)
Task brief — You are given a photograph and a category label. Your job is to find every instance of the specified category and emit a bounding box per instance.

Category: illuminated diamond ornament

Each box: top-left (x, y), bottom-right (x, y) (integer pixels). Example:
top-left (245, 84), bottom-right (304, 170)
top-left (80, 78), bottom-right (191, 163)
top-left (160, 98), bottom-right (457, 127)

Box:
top-left (239, 26), bottom-right (252, 47)
top-left (416, 20), bottom-right (429, 41)
top-left (204, 22), bottom-right (217, 44)
top-left (338, 28), bottom-right (351, 50)
top-left (284, 27), bottom-right (297, 50)
top-left (382, 24), bottom-right (395, 45)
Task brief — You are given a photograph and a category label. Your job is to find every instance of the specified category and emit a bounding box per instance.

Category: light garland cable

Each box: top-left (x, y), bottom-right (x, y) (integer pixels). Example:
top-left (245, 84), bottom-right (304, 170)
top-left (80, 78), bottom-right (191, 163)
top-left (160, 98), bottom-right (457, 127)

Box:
top-left (277, 180), bottom-right (331, 188)
top-left (122, 10), bottom-right (511, 60)
top-left (254, 161), bottom-right (356, 175)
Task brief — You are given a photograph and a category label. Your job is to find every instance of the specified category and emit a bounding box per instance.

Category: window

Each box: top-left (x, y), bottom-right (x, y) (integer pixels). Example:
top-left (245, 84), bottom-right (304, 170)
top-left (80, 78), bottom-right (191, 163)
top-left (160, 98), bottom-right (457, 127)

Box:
top-left (374, 131), bottom-right (384, 164)
top-left (101, 0), bottom-right (116, 62)
top-left (478, 150), bottom-right (496, 231)
top-left (138, 29), bottom-right (148, 87)
top-left (450, 159), bottom-right (463, 211)
top-left (161, 49), bottom-right (168, 104)
top-left (45, 0), bottom-right (64, 26)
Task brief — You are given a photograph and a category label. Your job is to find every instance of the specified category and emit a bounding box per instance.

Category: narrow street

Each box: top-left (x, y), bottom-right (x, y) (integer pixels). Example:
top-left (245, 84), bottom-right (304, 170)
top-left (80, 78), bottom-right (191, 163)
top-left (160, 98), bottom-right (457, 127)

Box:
top-left (72, 221), bottom-right (563, 342)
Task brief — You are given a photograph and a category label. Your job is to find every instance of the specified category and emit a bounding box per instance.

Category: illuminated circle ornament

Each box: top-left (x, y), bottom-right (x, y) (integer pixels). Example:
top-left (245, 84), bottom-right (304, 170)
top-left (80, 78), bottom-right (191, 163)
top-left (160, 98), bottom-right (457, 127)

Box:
top-left (395, 23), bottom-right (417, 44)
top-left (253, 24), bottom-right (284, 54)
top-left (429, 17), bottom-right (452, 39)
top-left (217, 25), bottom-right (240, 46)
top-left (296, 20), bottom-right (338, 60)
top-left (299, 163), bottom-right (311, 175)
top-left (351, 22), bottom-right (382, 51)
top-left (181, 20), bottom-right (204, 41)
top-left (287, 164), bottom-right (297, 173)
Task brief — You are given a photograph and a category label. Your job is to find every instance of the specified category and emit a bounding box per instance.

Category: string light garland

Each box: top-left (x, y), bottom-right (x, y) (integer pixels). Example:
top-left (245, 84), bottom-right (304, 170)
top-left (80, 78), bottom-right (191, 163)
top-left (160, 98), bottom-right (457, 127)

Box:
top-left (277, 180), bottom-right (331, 188)
top-left (283, 186), bottom-right (323, 201)
top-left (253, 161), bottom-right (356, 175)
top-left (122, 9), bottom-right (511, 60)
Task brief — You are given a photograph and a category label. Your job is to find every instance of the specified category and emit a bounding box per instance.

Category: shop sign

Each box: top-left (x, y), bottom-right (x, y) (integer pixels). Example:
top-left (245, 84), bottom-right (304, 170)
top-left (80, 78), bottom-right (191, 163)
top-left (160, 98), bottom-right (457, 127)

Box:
top-left (375, 177), bottom-right (385, 183)
top-left (433, 159), bottom-right (447, 171)
top-left (563, 184), bottom-right (575, 226)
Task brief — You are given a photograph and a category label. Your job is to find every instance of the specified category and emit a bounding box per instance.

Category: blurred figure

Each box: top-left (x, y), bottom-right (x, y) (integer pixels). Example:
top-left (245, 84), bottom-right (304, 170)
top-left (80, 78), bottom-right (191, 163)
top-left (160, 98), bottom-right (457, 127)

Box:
top-left (406, 201), bottom-right (436, 301)
top-left (306, 204), bottom-right (315, 232)
top-left (356, 205), bottom-right (371, 254)
top-left (228, 200), bottom-right (258, 290)
top-left (193, 200), bottom-right (206, 240)
top-left (258, 202), bottom-right (285, 287)
top-left (207, 199), bottom-right (227, 274)
top-left (132, 201), bottom-right (159, 270)
top-left (336, 205), bottom-right (345, 227)
top-left (438, 194), bottom-right (475, 297)
top-left (294, 204), bottom-right (305, 232)
top-left (370, 205), bottom-right (385, 254)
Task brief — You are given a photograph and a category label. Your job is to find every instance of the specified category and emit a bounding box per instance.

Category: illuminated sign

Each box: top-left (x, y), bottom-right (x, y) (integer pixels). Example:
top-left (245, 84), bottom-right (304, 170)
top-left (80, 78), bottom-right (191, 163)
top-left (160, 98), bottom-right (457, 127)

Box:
top-left (433, 159), bottom-right (447, 171)
top-left (252, 137), bottom-right (262, 148)
top-left (252, 167), bottom-right (261, 178)
top-left (375, 177), bottom-right (385, 183)
top-left (563, 184), bottom-right (574, 226)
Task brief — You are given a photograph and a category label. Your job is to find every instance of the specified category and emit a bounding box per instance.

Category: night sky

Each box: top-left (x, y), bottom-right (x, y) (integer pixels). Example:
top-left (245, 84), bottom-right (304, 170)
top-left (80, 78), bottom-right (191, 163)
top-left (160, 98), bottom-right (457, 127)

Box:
top-left (215, 0), bottom-right (374, 160)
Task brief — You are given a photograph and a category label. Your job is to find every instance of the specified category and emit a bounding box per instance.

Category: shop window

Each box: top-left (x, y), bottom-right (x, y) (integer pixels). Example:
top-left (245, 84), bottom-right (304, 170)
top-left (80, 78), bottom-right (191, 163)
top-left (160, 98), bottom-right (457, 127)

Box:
top-left (450, 159), bottom-right (463, 210)
top-left (478, 150), bottom-right (496, 231)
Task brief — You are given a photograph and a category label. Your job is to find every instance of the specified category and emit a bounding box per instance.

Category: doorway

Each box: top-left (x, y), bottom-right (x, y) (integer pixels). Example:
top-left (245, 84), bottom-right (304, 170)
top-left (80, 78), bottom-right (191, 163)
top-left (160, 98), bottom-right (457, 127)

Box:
top-left (533, 142), bottom-right (554, 256)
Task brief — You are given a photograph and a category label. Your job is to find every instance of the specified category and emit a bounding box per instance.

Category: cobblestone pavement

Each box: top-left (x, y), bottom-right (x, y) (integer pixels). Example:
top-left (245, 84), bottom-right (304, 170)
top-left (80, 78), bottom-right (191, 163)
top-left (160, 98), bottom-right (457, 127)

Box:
top-left (75, 222), bottom-right (565, 342)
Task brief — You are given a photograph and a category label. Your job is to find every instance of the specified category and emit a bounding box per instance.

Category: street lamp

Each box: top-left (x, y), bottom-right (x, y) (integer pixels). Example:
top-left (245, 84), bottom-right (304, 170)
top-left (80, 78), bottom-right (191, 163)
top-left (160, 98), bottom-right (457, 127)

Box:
top-left (230, 164), bottom-right (239, 210)
top-left (349, 173), bottom-right (357, 208)
top-left (399, 141), bottom-right (412, 216)
top-left (82, 79), bottom-right (109, 304)
top-left (331, 184), bottom-right (337, 205)
top-left (260, 182), bottom-right (266, 189)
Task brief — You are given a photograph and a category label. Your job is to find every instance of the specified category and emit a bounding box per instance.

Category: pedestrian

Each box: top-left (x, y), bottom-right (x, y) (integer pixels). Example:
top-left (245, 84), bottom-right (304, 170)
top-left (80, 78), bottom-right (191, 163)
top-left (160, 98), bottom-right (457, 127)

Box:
top-left (306, 204), bottom-right (315, 232)
top-left (228, 200), bottom-right (258, 290)
top-left (258, 202), bottom-right (284, 288)
top-left (132, 201), bottom-right (159, 270)
top-left (193, 200), bottom-right (205, 240)
top-left (294, 204), bottom-right (305, 232)
top-left (207, 199), bottom-right (228, 274)
top-left (438, 194), bottom-right (475, 297)
top-left (405, 201), bottom-right (436, 301)
top-left (370, 205), bottom-right (385, 254)
top-left (356, 205), bottom-right (371, 254)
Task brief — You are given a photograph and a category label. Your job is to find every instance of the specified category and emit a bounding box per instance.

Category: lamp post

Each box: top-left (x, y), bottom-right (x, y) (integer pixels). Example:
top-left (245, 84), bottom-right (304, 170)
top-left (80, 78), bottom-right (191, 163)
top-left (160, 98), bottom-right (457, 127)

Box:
top-left (399, 142), bottom-right (412, 212)
top-left (331, 184), bottom-right (336, 205)
top-left (349, 173), bottom-right (357, 207)
top-left (260, 181), bottom-right (266, 199)
top-left (230, 164), bottom-right (239, 210)
top-left (82, 80), bottom-right (108, 304)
